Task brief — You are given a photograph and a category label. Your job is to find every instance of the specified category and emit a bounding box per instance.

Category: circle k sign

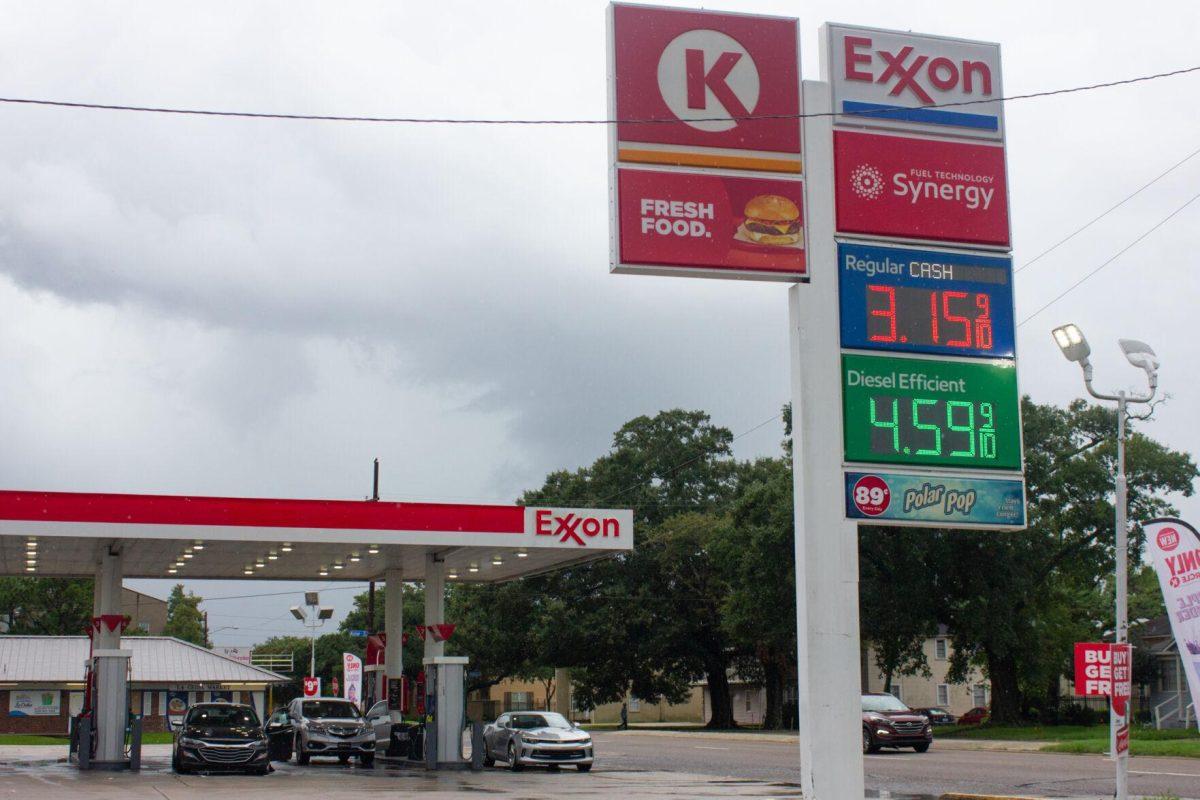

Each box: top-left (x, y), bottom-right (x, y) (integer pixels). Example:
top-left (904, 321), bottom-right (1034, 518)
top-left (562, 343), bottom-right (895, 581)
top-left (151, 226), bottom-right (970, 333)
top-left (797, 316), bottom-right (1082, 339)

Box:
top-left (611, 4), bottom-right (801, 167)
top-left (656, 29), bottom-right (760, 132)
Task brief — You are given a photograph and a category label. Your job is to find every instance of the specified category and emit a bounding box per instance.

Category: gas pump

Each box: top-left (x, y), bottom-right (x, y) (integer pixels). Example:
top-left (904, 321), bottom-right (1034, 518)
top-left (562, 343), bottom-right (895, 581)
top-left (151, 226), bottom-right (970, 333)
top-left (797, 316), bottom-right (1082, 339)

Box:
top-left (423, 656), bottom-right (468, 768)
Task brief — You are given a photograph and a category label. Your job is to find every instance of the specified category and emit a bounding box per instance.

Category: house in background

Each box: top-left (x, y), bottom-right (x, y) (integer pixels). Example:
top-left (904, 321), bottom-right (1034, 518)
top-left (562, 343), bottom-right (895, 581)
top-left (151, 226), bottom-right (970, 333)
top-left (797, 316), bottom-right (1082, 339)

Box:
top-left (121, 588), bottom-right (168, 635)
top-left (862, 627), bottom-right (991, 717)
top-left (1134, 615), bottom-right (1196, 728)
top-left (0, 636), bottom-right (289, 734)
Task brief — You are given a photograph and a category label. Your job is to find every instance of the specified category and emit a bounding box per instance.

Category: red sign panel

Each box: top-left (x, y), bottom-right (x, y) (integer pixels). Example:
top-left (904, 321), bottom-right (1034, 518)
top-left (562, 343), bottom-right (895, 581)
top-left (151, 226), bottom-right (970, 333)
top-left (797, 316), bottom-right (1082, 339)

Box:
top-left (1111, 643), bottom-right (1132, 717)
top-left (834, 130), bottom-right (1010, 247)
top-left (302, 676), bottom-right (321, 698)
top-left (1116, 724), bottom-right (1129, 756)
top-left (615, 168), bottom-right (805, 279)
top-left (1074, 642), bottom-right (1113, 696)
top-left (610, 4), bottom-right (801, 173)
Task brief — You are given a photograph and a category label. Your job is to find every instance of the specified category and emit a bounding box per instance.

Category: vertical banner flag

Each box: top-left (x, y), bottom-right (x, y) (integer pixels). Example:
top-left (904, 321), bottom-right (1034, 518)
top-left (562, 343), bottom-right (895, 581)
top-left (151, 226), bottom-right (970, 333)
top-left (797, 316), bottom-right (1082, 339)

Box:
top-left (343, 653), bottom-right (363, 708)
top-left (1146, 518), bottom-right (1200, 729)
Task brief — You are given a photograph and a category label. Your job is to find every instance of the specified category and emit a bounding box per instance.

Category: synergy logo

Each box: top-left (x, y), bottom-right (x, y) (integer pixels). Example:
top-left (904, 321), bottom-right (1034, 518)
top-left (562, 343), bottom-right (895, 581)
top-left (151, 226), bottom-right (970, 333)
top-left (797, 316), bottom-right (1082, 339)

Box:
top-left (850, 164), bottom-right (885, 200)
top-left (657, 29), bottom-right (760, 132)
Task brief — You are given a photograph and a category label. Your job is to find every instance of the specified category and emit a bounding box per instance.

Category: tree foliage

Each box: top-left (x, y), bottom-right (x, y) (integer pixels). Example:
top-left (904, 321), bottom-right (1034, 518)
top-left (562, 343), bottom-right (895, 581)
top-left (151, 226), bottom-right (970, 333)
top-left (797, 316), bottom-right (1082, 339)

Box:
top-left (163, 584), bottom-right (209, 647)
top-left (0, 577), bottom-right (93, 634)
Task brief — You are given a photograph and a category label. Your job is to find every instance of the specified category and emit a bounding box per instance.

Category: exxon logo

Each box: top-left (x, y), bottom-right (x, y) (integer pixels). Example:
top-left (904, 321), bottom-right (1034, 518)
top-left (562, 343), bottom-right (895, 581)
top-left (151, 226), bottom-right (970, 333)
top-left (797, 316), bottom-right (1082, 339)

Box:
top-left (534, 509), bottom-right (622, 546)
top-left (843, 35), bottom-right (994, 105)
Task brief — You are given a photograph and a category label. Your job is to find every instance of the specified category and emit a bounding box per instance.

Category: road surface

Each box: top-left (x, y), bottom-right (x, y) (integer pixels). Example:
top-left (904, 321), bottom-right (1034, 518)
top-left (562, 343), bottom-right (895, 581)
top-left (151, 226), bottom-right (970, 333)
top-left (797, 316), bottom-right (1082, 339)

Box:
top-left (590, 730), bottom-right (1200, 798)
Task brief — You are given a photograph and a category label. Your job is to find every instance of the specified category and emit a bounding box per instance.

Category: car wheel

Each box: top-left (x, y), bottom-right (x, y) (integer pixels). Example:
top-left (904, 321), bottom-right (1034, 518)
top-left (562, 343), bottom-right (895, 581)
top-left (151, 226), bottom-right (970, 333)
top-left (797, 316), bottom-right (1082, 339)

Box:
top-left (483, 754), bottom-right (496, 767)
top-left (507, 741), bottom-right (523, 772)
top-left (359, 753), bottom-right (375, 767)
top-left (576, 763), bottom-right (592, 772)
top-left (296, 740), bottom-right (310, 766)
top-left (913, 743), bottom-right (930, 753)
top-left (862, 728), bottom-right (880, 754)
top-left (172, 749), bottom-right (187, 774)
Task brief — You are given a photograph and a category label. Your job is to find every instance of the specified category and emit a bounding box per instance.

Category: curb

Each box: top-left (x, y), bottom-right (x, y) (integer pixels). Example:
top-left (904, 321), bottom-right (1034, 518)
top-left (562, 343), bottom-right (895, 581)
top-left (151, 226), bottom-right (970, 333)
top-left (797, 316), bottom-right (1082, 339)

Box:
top-left (939, 795), bottom-right (1047, 800)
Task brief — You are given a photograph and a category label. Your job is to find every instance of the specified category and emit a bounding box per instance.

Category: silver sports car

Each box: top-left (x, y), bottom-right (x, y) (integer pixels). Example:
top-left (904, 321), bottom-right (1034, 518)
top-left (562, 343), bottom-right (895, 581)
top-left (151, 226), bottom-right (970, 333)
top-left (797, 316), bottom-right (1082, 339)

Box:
top-left (482, 711), bottom-right (593, 771)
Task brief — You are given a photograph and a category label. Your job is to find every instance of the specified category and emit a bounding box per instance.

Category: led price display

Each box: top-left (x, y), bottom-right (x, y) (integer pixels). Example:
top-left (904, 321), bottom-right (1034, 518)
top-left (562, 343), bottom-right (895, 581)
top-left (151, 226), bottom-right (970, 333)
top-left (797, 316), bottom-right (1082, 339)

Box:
top-left (839, 242), bottom-right (1015, 358)
top-left (842, 353), bottom-right (1021, 470)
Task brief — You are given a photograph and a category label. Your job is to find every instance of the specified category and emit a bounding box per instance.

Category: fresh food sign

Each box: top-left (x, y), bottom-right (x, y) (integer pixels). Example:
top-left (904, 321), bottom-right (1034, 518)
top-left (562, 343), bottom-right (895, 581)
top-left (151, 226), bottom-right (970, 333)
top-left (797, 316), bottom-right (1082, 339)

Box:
top-left (825, 24), bottom-right (1004, 139)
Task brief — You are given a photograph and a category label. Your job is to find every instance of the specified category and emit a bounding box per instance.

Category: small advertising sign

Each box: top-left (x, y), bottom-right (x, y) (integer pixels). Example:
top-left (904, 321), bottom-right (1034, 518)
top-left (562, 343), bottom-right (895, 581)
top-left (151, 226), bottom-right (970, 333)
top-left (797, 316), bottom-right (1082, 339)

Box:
top-left (343, 653), bottom-right (363, 707)
top-left (214, 646), bottom-right (253, 666)
top-left (614, 168), bottom-right (805, 280)
top-left (841, 353), bottom-right (1022, 471)
top-left (1111, 643), bottom-right (1132, 718)
top-left (1144, 518), bottom-right (1200, 730)
top-left (1116, 724), bottom-right (1130, 756)
top-left (825, 24), bottom-right (1004, 140)
top-left (844, 471), bottom-right (1024, 528)
top-left (166, 690), bottom-right (189, 716)
top-left (302, 676), bottom-right (321, 698)
top-left (610, 3), bottom-right (802, 173)
top-left (834, 130), bottom-right (1010, 247)
top-left (1075, 642), bottom-right (1114, 696)
top-left (838, 242), bottom-right (1015, 359)
top-left (8, 690), bottom-right (60, 717)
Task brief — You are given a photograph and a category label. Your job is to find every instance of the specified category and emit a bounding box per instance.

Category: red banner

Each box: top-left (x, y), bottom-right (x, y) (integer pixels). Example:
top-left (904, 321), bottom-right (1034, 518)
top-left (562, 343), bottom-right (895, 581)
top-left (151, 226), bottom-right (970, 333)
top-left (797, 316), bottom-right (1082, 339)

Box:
top-left (1116, 724), bottom-right (1130, 756)
top-left (1074, 642), bottom-right (1113, 696)
top-left (834, 130), bottom-right (1010, 247)
top-left (302, 676), bottom-right (321, 698)
top-left (616, 168), bottom-right (806, 278)
top-left (611, 5), bottom-right (801, 167)
top-left (1111, 643), bottom-right (1132, 717)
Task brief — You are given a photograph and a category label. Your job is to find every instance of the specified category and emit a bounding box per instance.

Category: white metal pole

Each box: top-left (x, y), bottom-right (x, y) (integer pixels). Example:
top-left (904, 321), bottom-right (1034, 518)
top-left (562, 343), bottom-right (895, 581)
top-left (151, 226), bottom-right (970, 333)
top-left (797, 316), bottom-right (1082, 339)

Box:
top-left (1114, 393), bottom-right (1128, 799)
top-left (790, 78), bottom-right (865, 800)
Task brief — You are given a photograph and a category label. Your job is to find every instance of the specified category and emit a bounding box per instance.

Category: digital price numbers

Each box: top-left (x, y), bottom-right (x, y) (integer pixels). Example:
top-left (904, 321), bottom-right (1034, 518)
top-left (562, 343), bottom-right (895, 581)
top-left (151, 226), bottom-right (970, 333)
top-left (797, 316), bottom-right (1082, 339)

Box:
top-left (842, 353), bottom-right (1021, 470)
top-left (839, 242), bottom-right (1015, 358)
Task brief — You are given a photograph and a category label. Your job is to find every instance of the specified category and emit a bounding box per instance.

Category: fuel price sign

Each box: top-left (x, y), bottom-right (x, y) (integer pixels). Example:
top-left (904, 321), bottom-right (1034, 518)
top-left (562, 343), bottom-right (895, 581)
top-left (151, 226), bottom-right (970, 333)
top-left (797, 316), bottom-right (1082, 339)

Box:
top-left (842, 353), bottom-right (1021, 471)
top-left (839, 242), bottom-right (1014, 358)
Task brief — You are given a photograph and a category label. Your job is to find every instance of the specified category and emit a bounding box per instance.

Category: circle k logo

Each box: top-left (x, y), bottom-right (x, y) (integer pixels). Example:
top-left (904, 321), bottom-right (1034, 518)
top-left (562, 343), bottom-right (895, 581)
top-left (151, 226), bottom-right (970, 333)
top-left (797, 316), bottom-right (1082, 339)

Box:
top-left (657, 29), bottom-right (759, 132)
top-left (1158, 527), bottom-right (1181, 552)
top-left (850, 164), bottom-right (885, 200)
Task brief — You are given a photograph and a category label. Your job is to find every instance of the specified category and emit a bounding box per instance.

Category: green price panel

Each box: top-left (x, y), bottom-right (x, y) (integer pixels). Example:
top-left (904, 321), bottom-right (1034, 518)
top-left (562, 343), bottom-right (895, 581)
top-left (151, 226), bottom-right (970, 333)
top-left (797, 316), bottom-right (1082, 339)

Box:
top-left (842, 353), bottom-right (1021, 471)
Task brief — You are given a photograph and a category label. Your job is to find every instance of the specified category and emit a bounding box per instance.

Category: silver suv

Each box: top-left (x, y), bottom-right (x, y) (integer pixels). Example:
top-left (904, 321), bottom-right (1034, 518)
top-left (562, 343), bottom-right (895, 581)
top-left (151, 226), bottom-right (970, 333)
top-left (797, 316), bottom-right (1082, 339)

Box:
top-left (287, 698), bottom-right (375, 766)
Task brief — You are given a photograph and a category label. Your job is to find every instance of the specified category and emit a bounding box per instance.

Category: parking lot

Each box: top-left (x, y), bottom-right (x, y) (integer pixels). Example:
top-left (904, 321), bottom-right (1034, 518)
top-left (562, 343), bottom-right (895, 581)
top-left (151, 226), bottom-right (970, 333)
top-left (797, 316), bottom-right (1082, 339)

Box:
top-left (0, 744), bottom-right (807, 800)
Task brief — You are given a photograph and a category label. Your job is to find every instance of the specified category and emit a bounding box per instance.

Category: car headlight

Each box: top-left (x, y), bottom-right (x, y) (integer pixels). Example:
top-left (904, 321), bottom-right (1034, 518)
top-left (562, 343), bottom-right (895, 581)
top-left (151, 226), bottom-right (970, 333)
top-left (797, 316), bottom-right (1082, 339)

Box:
top-left (875, 728), bottom-right (890, 736)
top-left (179, 737), bottom-right (202, 747)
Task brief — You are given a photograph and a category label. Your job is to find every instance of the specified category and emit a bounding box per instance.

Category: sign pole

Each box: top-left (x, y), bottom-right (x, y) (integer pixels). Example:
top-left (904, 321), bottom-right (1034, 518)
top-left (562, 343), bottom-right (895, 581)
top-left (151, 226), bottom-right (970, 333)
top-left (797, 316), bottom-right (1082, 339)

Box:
top-left (790, 78), bottom-right (865, 799)
top-left (1114, 393), bottom-right (1128, 799)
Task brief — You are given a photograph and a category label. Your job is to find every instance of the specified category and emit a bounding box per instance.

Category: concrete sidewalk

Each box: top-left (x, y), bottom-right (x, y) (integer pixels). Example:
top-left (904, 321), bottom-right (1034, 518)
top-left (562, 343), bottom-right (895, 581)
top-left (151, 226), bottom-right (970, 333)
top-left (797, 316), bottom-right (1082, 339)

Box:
top-left (601, 728), bottom-right (1045, 752)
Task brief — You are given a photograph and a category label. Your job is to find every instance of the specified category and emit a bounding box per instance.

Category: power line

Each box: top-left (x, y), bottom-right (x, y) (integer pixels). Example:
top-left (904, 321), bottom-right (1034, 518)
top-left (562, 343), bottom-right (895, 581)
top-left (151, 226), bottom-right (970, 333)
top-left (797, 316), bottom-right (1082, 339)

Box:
top-left (0, 65), bottom-right (1196, 125)
top-left (1018, 189), bottom-right (1200, 326)
top-left (1016, 143), bottom-right (1200, 274)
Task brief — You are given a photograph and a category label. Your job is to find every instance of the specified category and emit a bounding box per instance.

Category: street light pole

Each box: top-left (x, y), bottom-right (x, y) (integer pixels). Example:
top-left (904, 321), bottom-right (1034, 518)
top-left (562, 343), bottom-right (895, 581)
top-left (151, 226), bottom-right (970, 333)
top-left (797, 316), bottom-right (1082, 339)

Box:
top-left (291, 593), bottom-right (335, 690)
top-left (1053, 325), bottom-right (1159, 800)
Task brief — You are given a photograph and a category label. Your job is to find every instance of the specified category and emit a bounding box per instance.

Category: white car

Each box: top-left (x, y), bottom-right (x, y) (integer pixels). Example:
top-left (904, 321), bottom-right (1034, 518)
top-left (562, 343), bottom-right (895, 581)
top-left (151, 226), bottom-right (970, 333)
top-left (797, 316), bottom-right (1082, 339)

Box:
top-left (482, 711), bottom-right (593, 771)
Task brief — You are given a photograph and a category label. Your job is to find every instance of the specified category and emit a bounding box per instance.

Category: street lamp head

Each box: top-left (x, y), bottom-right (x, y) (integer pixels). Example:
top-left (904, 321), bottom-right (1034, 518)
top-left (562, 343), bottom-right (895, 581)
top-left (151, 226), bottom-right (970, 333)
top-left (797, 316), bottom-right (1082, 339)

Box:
top-left (1118, 338), bottom-right (1159, 378)
top-left (317, 607), bottom-right (334, 621)
top-left (304, 591), bottom-right (320, 607)
top-left (290, 605), bottom-right (306, 621)
top-left (1052, 323), bottom-right (1091, 364)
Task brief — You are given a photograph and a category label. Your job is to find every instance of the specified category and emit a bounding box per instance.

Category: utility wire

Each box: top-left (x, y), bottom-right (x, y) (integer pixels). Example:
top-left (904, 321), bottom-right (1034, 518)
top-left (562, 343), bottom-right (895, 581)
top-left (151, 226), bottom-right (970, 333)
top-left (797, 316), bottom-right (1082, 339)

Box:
top-left (1017, 189), bottom-right (1200, 326)
top-left (0, 65), bottom-right (1196, 125)
top-left (1016, 143), bottom-right (1200, 274)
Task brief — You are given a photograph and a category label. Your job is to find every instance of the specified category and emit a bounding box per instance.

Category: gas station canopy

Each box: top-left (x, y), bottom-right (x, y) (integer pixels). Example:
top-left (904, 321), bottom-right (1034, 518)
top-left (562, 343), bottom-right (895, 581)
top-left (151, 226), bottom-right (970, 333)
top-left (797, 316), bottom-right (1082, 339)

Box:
top-left (0, 490), bottom-right (634, 582)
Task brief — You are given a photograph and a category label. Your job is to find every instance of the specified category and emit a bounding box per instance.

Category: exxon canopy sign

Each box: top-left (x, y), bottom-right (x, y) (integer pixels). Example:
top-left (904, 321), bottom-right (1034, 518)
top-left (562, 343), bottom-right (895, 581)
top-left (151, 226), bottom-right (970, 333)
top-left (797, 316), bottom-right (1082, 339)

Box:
top-left (824, 24), bottom-right (1004, 140)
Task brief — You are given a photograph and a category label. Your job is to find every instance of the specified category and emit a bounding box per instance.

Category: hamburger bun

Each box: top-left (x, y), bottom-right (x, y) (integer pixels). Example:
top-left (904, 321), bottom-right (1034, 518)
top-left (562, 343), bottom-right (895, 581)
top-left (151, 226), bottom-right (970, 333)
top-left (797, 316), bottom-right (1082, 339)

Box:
top-left (739, 194), bottom-right (803, 247)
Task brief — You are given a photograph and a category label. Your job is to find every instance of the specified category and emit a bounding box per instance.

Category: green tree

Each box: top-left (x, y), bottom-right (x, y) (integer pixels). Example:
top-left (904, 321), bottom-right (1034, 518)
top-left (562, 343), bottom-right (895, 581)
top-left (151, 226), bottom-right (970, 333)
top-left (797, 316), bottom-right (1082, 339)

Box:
top-left (862, 398), bottom-right (1196, 724)
top-left (0, 577), bottom-right (93, 634)
top-left (714, 456), bottom-right (797, 729)
top-left (163, 584), bottom-right (208, 647)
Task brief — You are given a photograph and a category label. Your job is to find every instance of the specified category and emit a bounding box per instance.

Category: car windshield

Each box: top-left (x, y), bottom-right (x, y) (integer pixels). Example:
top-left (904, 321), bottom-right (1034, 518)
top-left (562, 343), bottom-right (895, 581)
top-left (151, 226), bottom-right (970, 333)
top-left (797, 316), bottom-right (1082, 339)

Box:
top-left (510, 712), bottom-right (572, 730)
top-left (862, 694), bottom-right (910, 713)
top-left (928, 708), bottom-right (950, 714)
top-left (186, 705), bottom-right (259, 726)
top-left (302, 701), bottom-right (361, 719)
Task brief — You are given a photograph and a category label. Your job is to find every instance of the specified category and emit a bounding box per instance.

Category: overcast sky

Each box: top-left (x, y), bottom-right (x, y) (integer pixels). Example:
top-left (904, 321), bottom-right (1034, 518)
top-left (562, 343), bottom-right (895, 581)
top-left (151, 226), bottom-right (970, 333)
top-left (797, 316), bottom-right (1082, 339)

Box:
top-left (1, 1), bottom-right (1197, 646)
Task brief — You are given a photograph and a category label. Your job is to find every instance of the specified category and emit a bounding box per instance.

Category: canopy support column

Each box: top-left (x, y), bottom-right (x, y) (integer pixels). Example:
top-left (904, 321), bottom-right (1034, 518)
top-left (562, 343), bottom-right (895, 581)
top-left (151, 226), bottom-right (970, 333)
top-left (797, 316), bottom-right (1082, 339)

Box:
top-left (90, 548), bottom-right (130, 769)
top-left (384, 568), bottom-right (403, 721)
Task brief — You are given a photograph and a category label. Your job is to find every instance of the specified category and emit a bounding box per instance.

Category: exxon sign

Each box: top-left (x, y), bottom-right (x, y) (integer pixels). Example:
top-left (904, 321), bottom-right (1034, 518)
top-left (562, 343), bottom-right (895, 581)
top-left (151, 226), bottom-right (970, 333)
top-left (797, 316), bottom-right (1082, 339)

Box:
top-left (823, 24), bottom-right (1004, 140)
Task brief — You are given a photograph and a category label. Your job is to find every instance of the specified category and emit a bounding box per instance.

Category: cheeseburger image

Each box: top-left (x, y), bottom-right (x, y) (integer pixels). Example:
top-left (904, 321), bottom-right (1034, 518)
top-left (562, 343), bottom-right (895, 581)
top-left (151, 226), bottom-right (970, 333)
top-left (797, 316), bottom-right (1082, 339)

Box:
top-left (736, 194), bottom-right (803, 247)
